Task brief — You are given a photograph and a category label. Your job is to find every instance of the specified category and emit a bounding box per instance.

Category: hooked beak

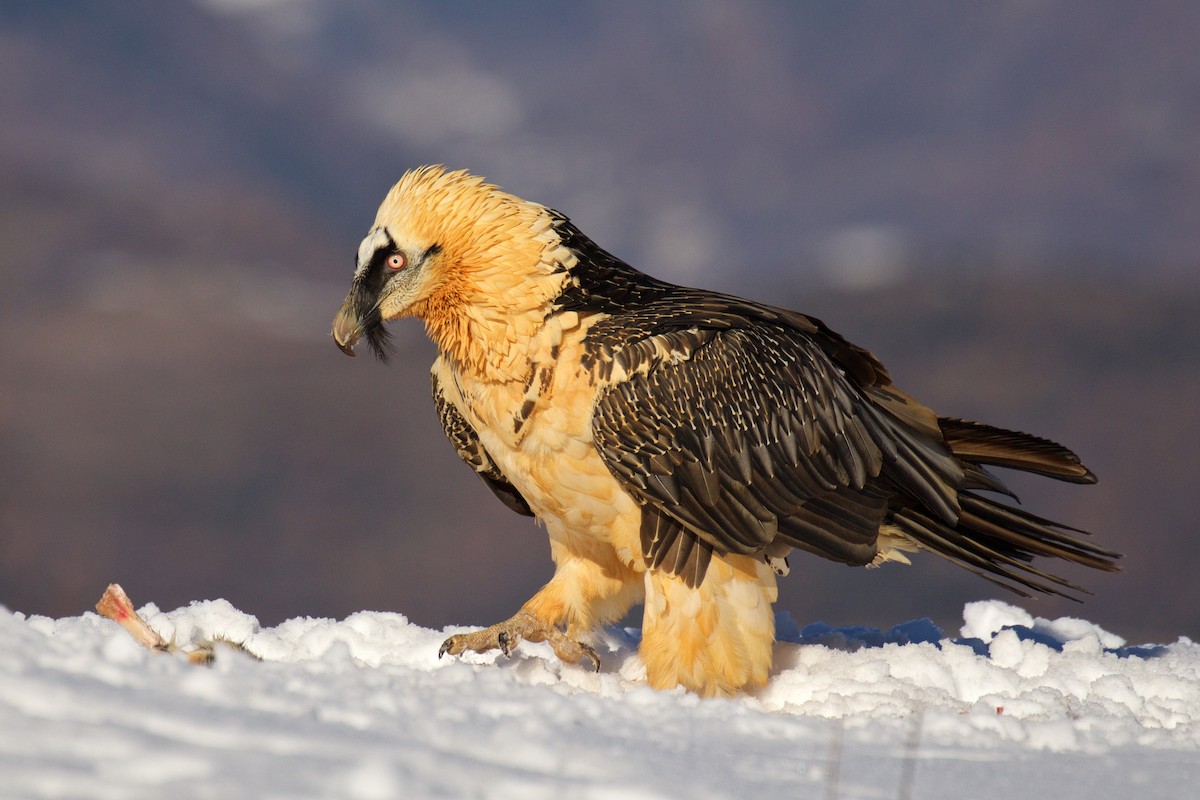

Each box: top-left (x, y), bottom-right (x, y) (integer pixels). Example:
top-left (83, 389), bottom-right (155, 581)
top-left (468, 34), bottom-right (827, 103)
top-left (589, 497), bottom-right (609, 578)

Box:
top-left (331, 294), bottom-right (363, 357)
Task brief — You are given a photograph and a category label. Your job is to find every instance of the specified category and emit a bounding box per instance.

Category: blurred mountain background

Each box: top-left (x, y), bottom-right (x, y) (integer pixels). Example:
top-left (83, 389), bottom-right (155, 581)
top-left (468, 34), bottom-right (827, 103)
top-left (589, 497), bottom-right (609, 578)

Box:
top-left (2, 1), bottom-right (1198, 644)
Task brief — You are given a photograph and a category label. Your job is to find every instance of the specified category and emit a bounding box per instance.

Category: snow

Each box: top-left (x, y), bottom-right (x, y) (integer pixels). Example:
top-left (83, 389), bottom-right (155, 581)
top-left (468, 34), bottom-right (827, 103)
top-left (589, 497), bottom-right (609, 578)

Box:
top-left (2, 599), bottom-right (1198, 799)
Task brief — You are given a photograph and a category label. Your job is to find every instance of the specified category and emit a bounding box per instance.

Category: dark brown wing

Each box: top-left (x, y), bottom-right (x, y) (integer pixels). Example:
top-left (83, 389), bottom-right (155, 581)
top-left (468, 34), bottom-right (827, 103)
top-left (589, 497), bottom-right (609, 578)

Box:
top-left (592, 322), bottom-right (908, 586)
top-left (558, 214), bottom-right (1116, 595)
top-left (431, 370), bottom-right (533, 517)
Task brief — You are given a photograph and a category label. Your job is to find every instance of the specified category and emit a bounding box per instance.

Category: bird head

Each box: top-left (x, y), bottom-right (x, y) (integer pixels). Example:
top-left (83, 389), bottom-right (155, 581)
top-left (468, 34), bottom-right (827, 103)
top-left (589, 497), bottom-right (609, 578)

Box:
top-left (332, 165), bottom-right (564, 366)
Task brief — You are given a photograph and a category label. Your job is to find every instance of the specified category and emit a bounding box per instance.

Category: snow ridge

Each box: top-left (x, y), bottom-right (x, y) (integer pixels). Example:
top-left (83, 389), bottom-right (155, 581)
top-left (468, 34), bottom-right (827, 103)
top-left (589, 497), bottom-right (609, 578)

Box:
top-left (2, 600), bottom-right (1198, 799)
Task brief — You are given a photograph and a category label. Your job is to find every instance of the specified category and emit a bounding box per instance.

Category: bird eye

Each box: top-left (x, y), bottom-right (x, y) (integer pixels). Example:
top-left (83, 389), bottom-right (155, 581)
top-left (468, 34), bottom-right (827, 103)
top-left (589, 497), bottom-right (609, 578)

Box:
top-left (387, 253), bottom-right (406, 270)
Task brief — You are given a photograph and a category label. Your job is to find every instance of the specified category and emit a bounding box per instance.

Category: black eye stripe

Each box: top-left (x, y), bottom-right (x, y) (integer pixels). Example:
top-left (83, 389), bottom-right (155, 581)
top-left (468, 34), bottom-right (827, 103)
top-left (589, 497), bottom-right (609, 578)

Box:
top-left (357, 235), bottom-right (399, 290)
top-left (368, 232), bottom-right (400, 270)
top-left (355, 237), bottom-right (442, 303)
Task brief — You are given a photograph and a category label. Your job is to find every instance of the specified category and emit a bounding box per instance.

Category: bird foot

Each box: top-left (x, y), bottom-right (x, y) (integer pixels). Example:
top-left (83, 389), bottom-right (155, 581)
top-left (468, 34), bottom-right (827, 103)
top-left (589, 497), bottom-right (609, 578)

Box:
top-left (438, 609), bottom-right (599, 671)
top-left (95, 583), bottom-right (259, 665)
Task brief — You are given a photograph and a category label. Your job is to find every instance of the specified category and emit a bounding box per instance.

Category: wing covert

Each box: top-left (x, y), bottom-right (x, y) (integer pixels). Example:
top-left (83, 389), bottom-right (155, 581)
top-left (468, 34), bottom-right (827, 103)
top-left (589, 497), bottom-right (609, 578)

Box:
top-left (592, 323), bottom-right (890, 585)
top-left (431, 368), bottom-right (534, 517)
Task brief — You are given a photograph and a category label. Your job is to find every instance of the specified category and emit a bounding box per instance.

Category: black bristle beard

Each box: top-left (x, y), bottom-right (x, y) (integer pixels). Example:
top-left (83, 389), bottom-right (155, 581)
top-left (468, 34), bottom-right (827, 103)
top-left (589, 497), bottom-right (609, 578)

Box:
top-left (365, 321), bottom-right (394, 363)
top-left (349, 280), bottom-right (394, 364)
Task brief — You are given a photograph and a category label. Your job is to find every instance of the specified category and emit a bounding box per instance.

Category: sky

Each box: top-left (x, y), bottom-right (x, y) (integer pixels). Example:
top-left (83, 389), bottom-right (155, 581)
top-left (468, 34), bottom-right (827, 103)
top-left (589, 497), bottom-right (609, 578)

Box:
top-left (2, 1), bottom-right (1199, 647)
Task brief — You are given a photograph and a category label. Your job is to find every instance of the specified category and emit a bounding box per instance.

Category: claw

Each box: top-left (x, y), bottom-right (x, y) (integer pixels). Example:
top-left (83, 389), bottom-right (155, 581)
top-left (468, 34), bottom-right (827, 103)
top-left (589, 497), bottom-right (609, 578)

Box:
top-left (497, 631), bottom-right (514, 657)
top-left (579, 643), bottom-right (601, 673)
top-left (578, 642), bottom-right (604, 671)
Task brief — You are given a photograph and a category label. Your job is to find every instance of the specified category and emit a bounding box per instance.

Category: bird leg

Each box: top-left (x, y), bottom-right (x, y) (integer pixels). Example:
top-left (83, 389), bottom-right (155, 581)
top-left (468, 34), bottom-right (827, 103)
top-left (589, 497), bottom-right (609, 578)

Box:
top-left (438, 609), bottom-right (600, 671)
top-left (96, 583), bottom-right (173, 653)
top-left (95, 583), bottom-right (259, 665)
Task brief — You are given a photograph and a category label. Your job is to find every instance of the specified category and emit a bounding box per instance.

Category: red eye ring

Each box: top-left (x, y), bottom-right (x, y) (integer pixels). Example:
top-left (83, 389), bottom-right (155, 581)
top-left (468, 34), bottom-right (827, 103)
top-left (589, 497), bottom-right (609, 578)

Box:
top-left (387, 253), bottom-right (406, 270)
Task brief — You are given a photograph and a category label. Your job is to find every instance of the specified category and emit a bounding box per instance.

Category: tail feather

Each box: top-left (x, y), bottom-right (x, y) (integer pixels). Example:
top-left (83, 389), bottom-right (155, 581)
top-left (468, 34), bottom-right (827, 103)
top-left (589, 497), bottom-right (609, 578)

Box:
top-left (891, 498), bottom-right (1115, 600)
top-left (957, 494), bottom-right (1120, 572)
top-left (940, 418), bottom-right (1096, 484)
top-left (888, 490), bottom-right (1120, 600)
top-left (880, 418), bottom-right (1120, 599)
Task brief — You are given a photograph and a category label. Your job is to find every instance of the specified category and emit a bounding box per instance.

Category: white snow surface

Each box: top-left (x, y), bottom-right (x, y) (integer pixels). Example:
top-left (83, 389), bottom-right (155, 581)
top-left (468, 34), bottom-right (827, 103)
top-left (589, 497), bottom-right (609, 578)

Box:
top-left (2, 599), bottom-right (1198, 799)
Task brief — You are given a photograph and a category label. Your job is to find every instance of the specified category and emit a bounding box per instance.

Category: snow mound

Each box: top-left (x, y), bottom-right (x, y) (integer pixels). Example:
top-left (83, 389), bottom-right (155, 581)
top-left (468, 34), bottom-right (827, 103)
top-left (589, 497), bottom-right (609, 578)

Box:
top-left (3, 599), bottom-right (1198, 799)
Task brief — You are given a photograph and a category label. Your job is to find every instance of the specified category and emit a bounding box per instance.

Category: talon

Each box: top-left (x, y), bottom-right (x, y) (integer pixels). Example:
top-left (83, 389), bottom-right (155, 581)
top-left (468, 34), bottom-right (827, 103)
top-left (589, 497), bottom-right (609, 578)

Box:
top-left (497, 631), bottom-right (513, 657)
top-left (580, 643), bottom-right (601, 673)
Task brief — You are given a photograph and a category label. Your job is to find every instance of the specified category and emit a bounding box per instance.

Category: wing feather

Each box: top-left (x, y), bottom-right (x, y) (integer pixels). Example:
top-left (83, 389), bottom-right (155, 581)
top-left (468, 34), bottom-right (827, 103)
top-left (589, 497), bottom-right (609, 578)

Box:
top-left (431, 368), bottom-right (534, 517)
top-left (593, 323), bottom-right (891, 584)
top-left (558, 216), bottom-right (1116, 596)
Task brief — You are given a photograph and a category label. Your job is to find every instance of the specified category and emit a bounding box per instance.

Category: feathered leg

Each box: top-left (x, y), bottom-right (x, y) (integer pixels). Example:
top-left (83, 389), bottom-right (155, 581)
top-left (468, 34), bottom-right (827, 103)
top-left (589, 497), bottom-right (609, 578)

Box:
top-left (641, 554), bottom-right (778, 697)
